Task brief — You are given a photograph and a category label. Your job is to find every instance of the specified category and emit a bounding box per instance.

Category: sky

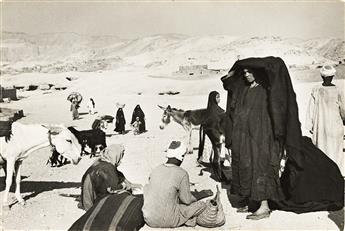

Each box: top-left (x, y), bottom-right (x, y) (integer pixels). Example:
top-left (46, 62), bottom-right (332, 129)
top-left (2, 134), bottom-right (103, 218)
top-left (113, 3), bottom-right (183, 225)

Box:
top-left (1, 1), bottom-right (344, 39)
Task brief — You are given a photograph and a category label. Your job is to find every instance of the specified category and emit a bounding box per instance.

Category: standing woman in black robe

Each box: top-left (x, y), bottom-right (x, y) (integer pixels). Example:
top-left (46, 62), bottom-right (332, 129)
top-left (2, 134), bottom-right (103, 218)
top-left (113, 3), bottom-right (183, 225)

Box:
top-left (202, 91), bottom-right (225, 132)
top-left (114, 107), bottom-right (126, 134)
top-left (230, 68), bottom-right (283, 220)
top-left (131, 104), bottom-right (146, 133)
top-left (199, 91), bottom-right (227, 178)
top-left (222, 57), bottom-right (343, 217)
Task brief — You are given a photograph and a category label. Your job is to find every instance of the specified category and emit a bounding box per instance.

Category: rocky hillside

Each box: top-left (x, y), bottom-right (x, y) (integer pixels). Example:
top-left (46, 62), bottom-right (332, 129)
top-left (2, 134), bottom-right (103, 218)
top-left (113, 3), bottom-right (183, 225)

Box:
top-left (1, 32), bottom-right (344, 75)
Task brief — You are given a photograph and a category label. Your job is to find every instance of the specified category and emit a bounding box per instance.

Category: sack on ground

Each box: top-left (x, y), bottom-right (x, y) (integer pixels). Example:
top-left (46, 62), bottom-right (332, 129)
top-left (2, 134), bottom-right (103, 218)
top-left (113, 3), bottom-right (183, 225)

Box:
top-left (196, 185), bottom-right (226, 228)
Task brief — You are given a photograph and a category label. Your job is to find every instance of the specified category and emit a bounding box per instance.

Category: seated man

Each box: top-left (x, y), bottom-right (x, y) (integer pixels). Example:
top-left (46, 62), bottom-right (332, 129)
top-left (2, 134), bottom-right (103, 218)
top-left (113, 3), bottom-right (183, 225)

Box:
top-left (79, 144), bottom-right (142, 211)
top-left (131, 117), bottom-right (142, 135)
top-left (142, 141), bottom-right (206, 228)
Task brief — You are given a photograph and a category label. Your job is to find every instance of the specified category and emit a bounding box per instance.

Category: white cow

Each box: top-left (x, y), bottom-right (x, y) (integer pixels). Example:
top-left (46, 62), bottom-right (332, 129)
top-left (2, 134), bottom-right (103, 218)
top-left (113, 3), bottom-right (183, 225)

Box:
top-left (0, 122), bottom-right (82, 210)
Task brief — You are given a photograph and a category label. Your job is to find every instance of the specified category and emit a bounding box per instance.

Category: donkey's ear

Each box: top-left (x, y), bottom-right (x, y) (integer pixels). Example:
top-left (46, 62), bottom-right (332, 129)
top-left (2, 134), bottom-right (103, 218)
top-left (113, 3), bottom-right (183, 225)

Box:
top-left (158, 105), bottom-right (165, 110)
top-left (167, 105), bottom-right (172, 111)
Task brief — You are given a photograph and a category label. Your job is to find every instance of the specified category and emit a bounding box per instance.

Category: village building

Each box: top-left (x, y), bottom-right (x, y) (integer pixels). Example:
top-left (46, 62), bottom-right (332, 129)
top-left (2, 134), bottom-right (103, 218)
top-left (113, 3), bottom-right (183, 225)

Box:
top-left (174, 64), bottom-right (225, 77)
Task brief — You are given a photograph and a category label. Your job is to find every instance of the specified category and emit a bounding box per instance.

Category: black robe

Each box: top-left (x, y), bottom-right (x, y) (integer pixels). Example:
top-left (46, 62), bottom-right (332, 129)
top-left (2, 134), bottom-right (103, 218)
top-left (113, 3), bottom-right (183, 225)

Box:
top-left (274, 136), bottom-right (344, 213)
top-left (114, 108), bottom-right (126, 133)
top-left (230, 84), bottom-right (283, 202)
top-left (221, 56), bottom-right (344, 213)
top-left (131, 105), bottom-right (146, 132)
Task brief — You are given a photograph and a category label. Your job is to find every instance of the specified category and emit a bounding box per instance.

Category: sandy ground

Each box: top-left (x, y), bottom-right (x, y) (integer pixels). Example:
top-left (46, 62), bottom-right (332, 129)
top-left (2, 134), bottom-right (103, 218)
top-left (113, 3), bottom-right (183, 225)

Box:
top-left (0, 69), bottom-right (344, 230)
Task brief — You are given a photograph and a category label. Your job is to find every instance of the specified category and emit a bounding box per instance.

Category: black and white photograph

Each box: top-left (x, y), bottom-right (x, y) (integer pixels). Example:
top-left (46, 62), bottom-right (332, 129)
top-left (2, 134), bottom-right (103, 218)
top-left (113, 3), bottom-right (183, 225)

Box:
top-left (0, 1), bottom-right (344, 230)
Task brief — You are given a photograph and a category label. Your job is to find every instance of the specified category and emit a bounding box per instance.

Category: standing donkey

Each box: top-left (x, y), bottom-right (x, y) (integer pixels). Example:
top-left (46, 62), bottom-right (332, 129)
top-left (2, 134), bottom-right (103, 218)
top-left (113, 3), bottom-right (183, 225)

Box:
top-left (158, 105), bottom-right (227, 180)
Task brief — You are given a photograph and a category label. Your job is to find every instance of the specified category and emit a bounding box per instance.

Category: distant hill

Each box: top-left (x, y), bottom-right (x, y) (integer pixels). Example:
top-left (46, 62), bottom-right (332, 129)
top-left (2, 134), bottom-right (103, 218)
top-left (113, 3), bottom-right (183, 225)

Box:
top-left (1, 32), bottom-right (344, 75)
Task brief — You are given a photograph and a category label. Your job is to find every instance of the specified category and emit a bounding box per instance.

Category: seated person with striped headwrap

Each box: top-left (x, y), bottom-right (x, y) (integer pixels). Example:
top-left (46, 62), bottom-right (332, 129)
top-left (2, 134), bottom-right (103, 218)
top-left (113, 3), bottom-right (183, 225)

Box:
top-left (79, 144), bottom-right (142, 211)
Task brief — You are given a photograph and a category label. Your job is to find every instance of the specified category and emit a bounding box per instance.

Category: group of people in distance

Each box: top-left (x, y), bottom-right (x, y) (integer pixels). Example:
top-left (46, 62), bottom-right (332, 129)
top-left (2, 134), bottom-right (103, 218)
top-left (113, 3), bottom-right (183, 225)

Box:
top-left (69, 95), bottom-right (147, 135)
top-left (70, 57), bottom-right (344, 231)
top-left (114, 104), bottom-right (146, 135)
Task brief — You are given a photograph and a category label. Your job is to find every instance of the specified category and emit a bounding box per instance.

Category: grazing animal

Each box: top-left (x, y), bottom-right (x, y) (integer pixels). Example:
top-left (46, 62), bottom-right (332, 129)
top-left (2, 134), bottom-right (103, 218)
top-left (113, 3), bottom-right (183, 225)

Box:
top-left (67, 127), bottom-right (106, 158)
top-left (46, 149), bottom-right (70, 167)
top-left (158, 105), bottom-right (227, 180)
top-left (100, 115), bottom-right (114, 123)
top-left (48, 122), bottom-right (108, 164)
top-left (0, 122), bottom-right (82, 210)
top-left (91, 118), bottom-right (108, 133)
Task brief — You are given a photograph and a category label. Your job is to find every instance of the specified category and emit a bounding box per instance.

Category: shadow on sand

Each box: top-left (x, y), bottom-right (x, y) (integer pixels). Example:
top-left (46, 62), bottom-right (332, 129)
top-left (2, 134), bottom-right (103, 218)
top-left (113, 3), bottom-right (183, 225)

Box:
top-left (109, 129), bottom-right (131, 136)
top-left (0, 176), bottom-right (80, 207)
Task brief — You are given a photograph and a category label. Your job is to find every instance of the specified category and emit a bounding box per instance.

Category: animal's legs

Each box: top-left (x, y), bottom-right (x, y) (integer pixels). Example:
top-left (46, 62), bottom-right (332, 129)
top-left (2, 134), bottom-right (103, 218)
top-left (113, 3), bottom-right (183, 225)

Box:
top-left (90, 147), bottom-right (95, 158)
top-left (213, 143), bottom-right (222, 181)
top-left (198, 125), bottom-right (205, 162)
top-left (219, 135), bottom-right (226, 159)
top-left (3, 158), bottom-right (15, 210)
top-left (1, 161), bottom-right (7, 176)
top-left (14, 161), bottom-right (25, 205)
top-left (187, 128), bottom-right (193, 154)
top-left (205, 130), bottom-right (223, 181)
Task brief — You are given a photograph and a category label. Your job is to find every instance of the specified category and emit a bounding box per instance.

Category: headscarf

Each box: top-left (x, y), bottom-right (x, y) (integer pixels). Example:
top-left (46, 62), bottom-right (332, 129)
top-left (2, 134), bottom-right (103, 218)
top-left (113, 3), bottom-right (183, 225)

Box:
top-left (116, 108), bottom-right (125, 122)
top-left (131, 104), bottom-right (145, 124)
top-left (100, 144), bottom-right (125, 167)
top-left (204, 91), bottom-right (225, 124)
top-left (117, 108), bottom-right (124, 115)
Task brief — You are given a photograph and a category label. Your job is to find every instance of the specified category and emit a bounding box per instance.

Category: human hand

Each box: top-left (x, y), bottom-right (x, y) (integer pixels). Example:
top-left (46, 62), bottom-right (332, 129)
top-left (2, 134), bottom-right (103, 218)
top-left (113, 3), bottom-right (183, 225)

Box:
top-left (191, 189), bottom-right (214, 200)
top-left (121, 182), bottom-right (132, 191)
top-left (107, 187), bottom-right (125, 194)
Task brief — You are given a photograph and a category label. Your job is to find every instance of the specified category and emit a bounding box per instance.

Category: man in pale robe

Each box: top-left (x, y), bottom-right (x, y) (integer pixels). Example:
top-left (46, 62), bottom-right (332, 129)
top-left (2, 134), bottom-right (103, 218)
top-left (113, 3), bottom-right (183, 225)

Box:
top-left (142, 141), bottom-right (206, 228)
top-left (306, 65), bottom-right (345, 176)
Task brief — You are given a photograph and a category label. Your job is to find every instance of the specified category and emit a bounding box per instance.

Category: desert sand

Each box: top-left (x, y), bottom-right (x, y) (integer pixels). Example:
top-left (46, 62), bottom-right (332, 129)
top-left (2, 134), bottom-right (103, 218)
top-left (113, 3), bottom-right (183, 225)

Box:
top-left (0, 68), bottom-right (344, 230)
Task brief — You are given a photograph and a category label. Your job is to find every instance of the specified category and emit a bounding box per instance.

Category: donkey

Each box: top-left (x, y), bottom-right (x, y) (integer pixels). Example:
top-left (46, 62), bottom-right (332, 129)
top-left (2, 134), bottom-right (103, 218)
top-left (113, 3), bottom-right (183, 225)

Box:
top-left (0, 122), bottom-right (82, 210)
top-left (158, 105), bottom-right (227, 180)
